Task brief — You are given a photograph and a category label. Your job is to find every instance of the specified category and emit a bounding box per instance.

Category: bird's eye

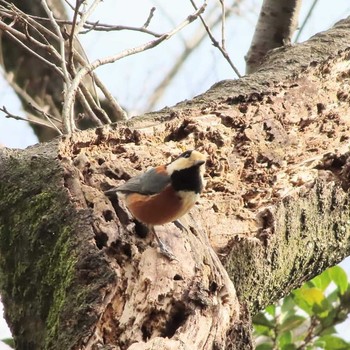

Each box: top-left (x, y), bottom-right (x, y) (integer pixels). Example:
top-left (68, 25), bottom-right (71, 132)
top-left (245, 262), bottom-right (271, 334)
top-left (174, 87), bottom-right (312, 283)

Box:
top-left (183, 152), bottom-right (191, 158)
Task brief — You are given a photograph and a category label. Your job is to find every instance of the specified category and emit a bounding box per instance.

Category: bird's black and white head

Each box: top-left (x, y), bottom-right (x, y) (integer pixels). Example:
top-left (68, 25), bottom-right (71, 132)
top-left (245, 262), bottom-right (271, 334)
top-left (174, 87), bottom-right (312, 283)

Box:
top-left (166, 150), bottom-right (206, 194)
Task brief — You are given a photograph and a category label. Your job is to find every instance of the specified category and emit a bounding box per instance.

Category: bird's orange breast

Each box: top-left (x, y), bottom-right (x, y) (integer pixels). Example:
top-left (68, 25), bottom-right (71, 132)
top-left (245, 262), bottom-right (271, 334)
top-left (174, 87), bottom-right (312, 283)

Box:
top-left (125, 185), bottom-right (184, 226)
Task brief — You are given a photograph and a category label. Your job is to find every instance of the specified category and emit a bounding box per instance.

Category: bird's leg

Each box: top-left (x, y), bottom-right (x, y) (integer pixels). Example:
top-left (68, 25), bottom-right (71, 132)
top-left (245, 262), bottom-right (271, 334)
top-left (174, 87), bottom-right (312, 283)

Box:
top-left (150, 226), bottom-right (178, 261)
top-left (173, 219), bottom-right (189, 233)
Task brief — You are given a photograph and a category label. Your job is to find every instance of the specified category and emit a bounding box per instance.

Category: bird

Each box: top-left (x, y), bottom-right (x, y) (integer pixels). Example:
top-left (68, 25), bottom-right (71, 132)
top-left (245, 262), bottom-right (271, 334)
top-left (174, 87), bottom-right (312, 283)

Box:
top-left (105, 150), bottom-right (206, 260)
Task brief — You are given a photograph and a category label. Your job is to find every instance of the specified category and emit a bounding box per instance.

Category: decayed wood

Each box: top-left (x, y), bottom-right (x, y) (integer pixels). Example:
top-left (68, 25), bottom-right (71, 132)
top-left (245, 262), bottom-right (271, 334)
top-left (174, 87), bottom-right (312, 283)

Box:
top-left (1, 16), bottom-right (350, 350)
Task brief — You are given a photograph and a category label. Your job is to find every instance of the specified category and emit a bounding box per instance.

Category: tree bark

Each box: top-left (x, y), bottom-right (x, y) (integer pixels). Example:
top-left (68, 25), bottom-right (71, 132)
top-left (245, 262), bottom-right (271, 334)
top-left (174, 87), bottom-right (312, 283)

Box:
top-left (1, 15), bottom-right (350, 350)
top-left (245, 0), bottom-right (302, 73)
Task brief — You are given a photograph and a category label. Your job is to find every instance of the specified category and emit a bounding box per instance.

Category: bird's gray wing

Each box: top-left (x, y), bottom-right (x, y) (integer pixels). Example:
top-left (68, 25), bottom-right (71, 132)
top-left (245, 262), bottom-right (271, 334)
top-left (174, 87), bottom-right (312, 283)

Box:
top-left (105, 167), bottom-right (171, 196)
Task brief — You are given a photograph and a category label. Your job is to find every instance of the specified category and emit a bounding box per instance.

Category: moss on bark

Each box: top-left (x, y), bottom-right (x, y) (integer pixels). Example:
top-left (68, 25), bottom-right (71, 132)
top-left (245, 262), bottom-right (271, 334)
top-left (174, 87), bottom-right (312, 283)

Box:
top-left (0, 146), bottom-right (116, 349)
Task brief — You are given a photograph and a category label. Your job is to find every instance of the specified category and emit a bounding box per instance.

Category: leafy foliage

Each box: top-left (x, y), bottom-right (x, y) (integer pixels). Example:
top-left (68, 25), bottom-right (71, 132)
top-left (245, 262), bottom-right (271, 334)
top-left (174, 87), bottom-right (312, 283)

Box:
top-left (253, 265), bottom-right (350, 349)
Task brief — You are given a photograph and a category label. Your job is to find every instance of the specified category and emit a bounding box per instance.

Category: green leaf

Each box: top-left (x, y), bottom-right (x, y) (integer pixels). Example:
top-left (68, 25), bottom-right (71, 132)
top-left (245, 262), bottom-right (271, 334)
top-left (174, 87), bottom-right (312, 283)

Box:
top-left (319, 326), bottom-right (336, 336)
top-left (319, 308), bottom-right (337, 328)
top-left (278, 330), bottom-right (292, 346)
top-left (311, 270), bottom-right (331, 291)
top-left (326, 289), bottom-right (340, 305)
top-left (293, 287), bottom-right (327, 315)
top-left (281, 295), bottom-right (295, 315)
top-left (329, 266), bottom-right (348, 295)
top-left (254, 324), bottom-right (273, 337)
top-left (256, 344), bottom-right (274, 350)
top-left (253, 312), bottom-right (274, 328)
top-left (280, 315), bottom-right (306, 333)
top-left (265, 304), bottom-right (276, 317)
top-left (313, 339), bottom-right (326, 348)
top-left (318, 335), bottom-right (350, 350)
top-left (281, 344), bottom-right (297, 350)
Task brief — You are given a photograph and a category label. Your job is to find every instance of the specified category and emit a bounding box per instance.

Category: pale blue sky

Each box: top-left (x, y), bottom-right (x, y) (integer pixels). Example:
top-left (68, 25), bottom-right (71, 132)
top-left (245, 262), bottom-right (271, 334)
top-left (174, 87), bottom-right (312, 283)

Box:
top-left (0, 0), bottom-right (350, 341)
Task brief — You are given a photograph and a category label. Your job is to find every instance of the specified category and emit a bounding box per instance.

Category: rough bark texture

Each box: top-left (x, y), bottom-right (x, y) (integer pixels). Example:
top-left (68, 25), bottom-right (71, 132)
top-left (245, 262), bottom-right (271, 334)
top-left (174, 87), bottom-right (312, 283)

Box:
top-left (245, 0), bottom-right (302, 73)
top-left (1, 14), bottom-right (350, 350)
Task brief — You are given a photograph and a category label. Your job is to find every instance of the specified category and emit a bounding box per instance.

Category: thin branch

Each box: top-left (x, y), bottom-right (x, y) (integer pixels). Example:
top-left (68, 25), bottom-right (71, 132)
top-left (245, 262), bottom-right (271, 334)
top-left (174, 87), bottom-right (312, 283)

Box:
top-left (68, 0), bottom-right (84, 70)
top-left (294, 0), bottom-right (319, 43)
top-left (42, 0), bottom-right (76, 132)
top-left (0, 106), bottom-right (62, 134)
top-left (93, 74), bottom-right (127, 121)
top-left (29, 104), bottom-right (64, 134)
top-left (145, 1), bottom-right (238, 110)
top-left (62, 2), bottom-right (207, 130)
top-left (0, 7), bottom-right (163, 37)
top-left (0, 20), bottom-right (64, 78)
top-left (0, 3), bottom-right (126, 124)
top-left (190, 0), bottom-right (241, 78)
top-left (0, 68), bottom-right (62, 124)
top-left (143, 7), bottom-right (156, 28)
top-left (41, 0), bottom-right (70, 86)
top-left (72, 51), bottom-right (124, 121)
top-left (74, 0), bottom-right (102, 36)
top-left (219, 0), bottom-right (226, 50)
top-left (76, 88), bottom-right (103, 126)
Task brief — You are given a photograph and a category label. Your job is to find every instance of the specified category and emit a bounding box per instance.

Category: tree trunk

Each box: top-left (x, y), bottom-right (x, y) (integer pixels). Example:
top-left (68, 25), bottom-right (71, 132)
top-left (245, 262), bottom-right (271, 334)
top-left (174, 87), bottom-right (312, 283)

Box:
top-left (245, 0), bottom-right (302, 73)
top-left (1, 15), bottom-right (350, 350)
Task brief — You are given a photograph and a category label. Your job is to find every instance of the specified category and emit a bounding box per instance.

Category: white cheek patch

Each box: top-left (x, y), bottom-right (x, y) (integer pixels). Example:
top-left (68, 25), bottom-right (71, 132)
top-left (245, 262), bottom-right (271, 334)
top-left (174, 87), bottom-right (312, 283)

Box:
top-left (166, 158), bottom-right (188, 175)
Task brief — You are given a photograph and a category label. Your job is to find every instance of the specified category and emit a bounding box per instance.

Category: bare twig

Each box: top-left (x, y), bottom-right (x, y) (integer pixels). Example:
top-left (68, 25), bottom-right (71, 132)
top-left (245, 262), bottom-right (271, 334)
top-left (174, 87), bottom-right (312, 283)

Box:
top-left (0, 2), bottom-right (126, 124)
top-left (72, 51), bottom-right (123, 122)
top-left (219, 0), bottom-right (226, 50)
top-left (0, 19), bottom-right (64, 78)
top-left (68, 0), bottom-right (83, 70)
top-left (0, 7), bottom-right (163, 37)
top-left (41, 0), bottom-right (73, 132)
top-left (143, 7), bottom-right (156, 28)
top-left (74, 0), bottom-right (102, 35)
top-left (93, 74), bottom-right (127, 121)
top-left (190, 0), bottom-right (241, 78)
top-left (0, 106), bottom-right (62, 133)
top-left (41, 0), bottom-right (70, 85)
top-left (146, 1), bottom-right (240, 110)
top-left (76, 89), bottom-right (103, 126)
top-left (0, 68), bottom-right (62, 124)
top-left (62, 3), bottom-right (207, 130)
top-left (294, 0), bottom-right (319, 43)
top-left (29, 104), bottom-right (64, 134)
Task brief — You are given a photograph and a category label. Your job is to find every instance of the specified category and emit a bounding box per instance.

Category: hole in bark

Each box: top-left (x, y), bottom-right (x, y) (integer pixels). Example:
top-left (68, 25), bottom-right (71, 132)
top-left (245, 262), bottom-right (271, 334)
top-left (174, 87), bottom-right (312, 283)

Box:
top-left (95, 232), bottom-right (108, 249)
top-left (122, 242), bottom-right (132, 258)
top-left (300, 209), bottom-right (306, 232)
top-left (107, 197), bottom-right (130, 226)
top-left (141, 310), bottom-right (166, 341)
top-left (141, 324), bottom-right (151, 341)
top-left (163, 302), bottom-right (189, 338)
top-left (210, 281), bottom-right (218, 293)
top-left (98, 158), bottom-right (105, 165)
top-left (103, 210), bottom-right (114, 222)
top-left (105, 169), bottom-right (121, 180)
top-left (134, 220), bottom-right (149, 238)
top-left (173, 274), bottom-right (183, 281)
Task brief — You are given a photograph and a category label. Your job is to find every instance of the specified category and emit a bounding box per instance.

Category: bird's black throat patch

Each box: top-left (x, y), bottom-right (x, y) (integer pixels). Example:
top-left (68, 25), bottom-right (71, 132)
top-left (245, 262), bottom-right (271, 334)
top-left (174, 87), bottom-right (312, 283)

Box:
top-left (171, 165), bottom-right (203, 193)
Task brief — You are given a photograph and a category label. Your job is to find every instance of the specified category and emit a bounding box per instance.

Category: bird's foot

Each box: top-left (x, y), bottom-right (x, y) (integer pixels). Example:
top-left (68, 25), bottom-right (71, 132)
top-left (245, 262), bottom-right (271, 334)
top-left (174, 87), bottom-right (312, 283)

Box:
top-left (157, 241), bottom-right (178, 261)
top-left (173, 219), bottom-right (189, 233)
top-left (152, 227), bottom-right (178, 261)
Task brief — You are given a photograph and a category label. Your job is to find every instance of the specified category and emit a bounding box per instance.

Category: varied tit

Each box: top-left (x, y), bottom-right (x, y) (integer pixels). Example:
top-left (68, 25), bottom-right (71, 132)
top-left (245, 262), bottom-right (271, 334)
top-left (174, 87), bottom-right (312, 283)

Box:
top-left (105, 150), bottom-right (206, 260)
